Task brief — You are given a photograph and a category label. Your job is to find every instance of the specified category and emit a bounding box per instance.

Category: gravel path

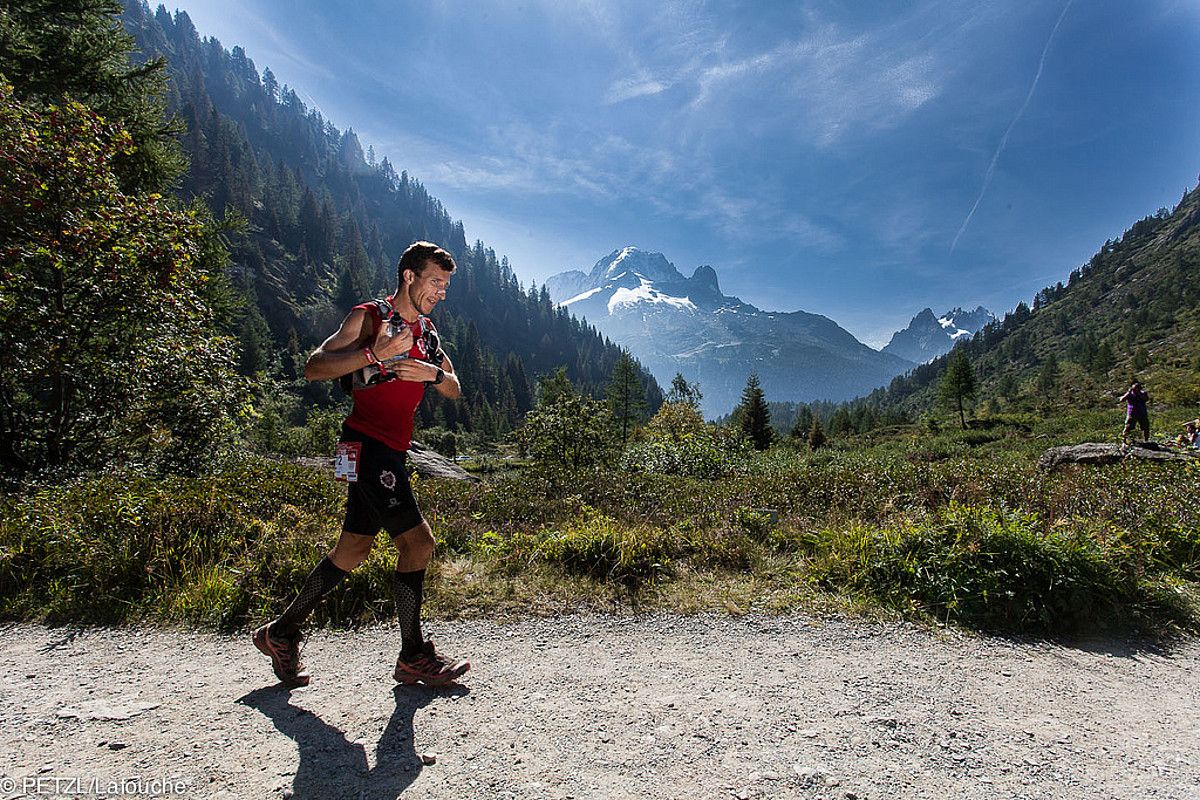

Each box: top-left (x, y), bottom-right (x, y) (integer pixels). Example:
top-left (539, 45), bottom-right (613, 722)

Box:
top-left (1, 615), bottom-right (1198, 799)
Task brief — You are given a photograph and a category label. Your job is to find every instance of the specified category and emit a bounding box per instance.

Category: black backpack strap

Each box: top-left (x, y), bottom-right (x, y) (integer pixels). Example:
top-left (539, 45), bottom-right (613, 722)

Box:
top-left (418, 315), bottom-right (445, 366)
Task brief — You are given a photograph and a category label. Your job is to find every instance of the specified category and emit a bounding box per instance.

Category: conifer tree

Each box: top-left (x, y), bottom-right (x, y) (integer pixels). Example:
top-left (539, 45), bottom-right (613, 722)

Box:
top-left (1036, 353), bottom-right (1060, 396)
top-left (666, 372), bottom-right (702, 409)
top-left (789, 406), bottom-right (814, 441)
top-left (736, 373), bottom-right (774, 450)
top-left (807, 417), bottom-right (827, 450)
top-left (607, 351), bottom-right (647, 446)
top-left (0, 0), bottom-right (186, 192)
top-left (939, 348), bottom-right (977, 429)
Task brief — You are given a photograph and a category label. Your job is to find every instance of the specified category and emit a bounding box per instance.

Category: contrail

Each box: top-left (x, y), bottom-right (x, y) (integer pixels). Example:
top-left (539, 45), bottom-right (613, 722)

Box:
top-left (951, 0), bottom-right (1075, 253)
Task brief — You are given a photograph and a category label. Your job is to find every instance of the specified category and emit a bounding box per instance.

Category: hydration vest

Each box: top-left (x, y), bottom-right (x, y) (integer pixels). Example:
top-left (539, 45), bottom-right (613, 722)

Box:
top-left (338, 299), bottom-right (445, 394)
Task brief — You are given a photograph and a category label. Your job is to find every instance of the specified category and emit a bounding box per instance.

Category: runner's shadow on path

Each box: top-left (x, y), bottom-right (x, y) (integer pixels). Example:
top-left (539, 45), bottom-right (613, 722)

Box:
top-left (238, 683), bottom-right (470, 800)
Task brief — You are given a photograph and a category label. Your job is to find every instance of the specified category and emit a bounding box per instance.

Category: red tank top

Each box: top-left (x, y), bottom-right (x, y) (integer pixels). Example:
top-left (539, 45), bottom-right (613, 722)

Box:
top-left (344, 302), bottom-right (434, 452)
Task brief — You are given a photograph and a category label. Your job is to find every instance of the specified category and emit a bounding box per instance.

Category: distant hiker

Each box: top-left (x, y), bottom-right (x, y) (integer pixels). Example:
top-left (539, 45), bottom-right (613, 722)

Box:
top-left (1120, 381), bottom-right (1150, 444)
top-left (253, 241), bottom-right (470, 688)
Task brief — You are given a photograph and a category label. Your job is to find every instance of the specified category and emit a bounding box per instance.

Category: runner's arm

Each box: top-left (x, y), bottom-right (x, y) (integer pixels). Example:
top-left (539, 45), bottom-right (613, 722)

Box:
top-left (391, 351), bottom-right (462, 400)
top-left (303, 308), bottom-right (374, 382)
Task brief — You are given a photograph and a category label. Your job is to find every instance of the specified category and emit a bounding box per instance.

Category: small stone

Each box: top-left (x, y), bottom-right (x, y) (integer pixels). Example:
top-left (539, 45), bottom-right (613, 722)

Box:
top-left (799, 729), bottom-right (820, 738)
top-left (282, 790), bottom-right (294, 799)
top-left (420, 752), bottom-right (437, 766)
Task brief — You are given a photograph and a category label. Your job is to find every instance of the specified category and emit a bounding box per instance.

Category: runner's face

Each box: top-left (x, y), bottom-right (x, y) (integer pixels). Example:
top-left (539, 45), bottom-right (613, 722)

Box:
top-left (406, 264), bottom-right (452, 315)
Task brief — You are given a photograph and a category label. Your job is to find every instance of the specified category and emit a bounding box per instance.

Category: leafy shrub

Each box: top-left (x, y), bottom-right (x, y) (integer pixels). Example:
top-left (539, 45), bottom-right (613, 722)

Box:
top-left (0, 82), bottom-right (242, 481)
top-left (623, 402), bottom-right (748, 478)
top-left (734, 507), bottom-right (775, 538)
top-left (0, 456), bottom-right (343, 626)
top-left (518, 392), bottom-right (616, 469)
top-left (491, 507), bottom-right (676, 582)
top-left (805, 503), bottom-right (1187, 632)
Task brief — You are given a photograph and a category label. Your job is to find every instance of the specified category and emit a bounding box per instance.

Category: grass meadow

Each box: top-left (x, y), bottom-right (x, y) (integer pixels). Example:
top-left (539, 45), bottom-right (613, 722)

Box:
top-left (3, 408), bottom-right (1198, 638)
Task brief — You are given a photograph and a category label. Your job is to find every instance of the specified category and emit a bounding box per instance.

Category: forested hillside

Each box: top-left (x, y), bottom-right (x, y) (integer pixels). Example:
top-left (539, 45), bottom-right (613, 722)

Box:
top-left (119, 1), bottom-right (660, 440)
top-left (868, 185), bottom-right (1200, 420)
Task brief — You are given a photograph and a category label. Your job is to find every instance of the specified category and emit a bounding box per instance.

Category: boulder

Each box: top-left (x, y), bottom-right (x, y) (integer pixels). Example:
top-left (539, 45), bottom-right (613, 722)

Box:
top-left (407, 441), bottom-right (481, 483)
top-left (1037, 442), bottom-right (1194, 470)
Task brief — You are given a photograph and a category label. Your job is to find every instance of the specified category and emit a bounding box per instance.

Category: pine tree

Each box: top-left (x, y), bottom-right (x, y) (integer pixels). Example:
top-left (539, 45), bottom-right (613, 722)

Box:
top-left (789, 405), bottom-right (814, 441)
top-left (1036, 353), bottom-right (1060, 396)
top-left (666, 372), bottom-right (702, 409)
top-left (736, 373), bottom-right (773, 450)
top-left (607, 351), bottom-right (647, 446)
top-left (1, 0), bottom-right (186, 192)
top-left (939, 348), bottom-right (977, 428)
top-left (807, 417), bottom-right (827, 450)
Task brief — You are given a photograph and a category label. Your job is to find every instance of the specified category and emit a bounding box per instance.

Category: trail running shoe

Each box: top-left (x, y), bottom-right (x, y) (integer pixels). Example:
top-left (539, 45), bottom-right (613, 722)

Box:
top-left (253, 623), bottom-right (311, 687)
top-left (393, 640), bottom-right (470, 686)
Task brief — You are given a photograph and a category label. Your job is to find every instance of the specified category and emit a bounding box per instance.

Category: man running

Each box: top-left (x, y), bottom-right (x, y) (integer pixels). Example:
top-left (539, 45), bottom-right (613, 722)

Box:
top-left (253, 241), bottom-right (469, 687)
top-left (1120, 380), bottom-right (1150, 444)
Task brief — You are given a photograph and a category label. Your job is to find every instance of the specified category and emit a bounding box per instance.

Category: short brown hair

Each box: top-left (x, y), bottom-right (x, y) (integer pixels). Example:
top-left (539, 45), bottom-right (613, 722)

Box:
top-left (398, 241), bottom-right (457, 283)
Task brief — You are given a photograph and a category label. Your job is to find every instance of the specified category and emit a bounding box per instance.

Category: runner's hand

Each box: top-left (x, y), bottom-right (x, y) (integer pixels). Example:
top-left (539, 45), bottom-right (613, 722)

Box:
top-left (374, 320), bottom-right (413, 362)
top-left (393, 359), bottom-right (439, 383)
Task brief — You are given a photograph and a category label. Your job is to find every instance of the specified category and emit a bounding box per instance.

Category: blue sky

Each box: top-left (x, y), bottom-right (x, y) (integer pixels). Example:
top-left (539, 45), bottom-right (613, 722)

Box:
top-left (172, 0), bottom-right (1200, 346)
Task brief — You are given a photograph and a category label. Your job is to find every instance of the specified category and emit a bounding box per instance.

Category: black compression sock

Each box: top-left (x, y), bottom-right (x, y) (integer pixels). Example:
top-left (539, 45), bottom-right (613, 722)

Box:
top-left (275, 556), bottom-right (350, 638)
top-left (392, 569), bottom-right (426, 658)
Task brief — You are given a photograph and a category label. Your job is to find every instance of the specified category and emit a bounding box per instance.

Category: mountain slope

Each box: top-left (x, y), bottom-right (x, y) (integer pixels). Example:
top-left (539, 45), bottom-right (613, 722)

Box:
top-left (121, 1), bottom-right (661, 433)
top-left (870, 186), bottom-right (1200, 417)
top-left (547, 247), bottom-right (913, 415)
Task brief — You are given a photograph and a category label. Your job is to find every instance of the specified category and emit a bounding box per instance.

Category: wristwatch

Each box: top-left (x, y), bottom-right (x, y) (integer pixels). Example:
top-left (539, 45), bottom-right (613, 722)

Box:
top-left (431, 367), bottom-right (445, 385)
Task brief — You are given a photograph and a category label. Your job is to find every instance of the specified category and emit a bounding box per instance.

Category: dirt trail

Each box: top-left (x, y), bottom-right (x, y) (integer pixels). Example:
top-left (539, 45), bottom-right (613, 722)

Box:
top-left (1, 615), bottom-right (1197, 799)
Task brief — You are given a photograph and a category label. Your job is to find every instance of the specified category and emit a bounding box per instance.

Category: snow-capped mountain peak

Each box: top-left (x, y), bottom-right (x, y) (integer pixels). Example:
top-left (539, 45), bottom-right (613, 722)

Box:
top-left (544, 246), bottom-right (913, 414)
top-left (589, 246), bottom-right (684, 284)
top-left (938, 315), bottom-right (972, 340)
top-left (882, 305), bottom-right (995, 363)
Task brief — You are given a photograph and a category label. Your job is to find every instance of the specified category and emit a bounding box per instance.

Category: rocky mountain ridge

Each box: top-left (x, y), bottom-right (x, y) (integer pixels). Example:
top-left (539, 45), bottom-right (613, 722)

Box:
top-left (881, 306), bottom-right (995, 364)
top-left (546, 247), bottom-right (914, 415)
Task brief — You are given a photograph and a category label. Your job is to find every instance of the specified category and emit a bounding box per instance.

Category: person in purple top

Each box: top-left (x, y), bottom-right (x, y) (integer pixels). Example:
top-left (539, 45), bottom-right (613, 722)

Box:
top-left (1120, 381), bottom-right (1150, 444)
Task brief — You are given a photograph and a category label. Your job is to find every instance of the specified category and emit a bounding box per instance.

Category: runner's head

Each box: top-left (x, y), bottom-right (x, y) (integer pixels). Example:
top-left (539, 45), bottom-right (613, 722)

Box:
top-left (397, 241), bottom-right (456, 316)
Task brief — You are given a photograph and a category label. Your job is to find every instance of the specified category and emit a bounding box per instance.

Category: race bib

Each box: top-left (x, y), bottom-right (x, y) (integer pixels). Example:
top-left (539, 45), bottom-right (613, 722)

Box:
top-left (334, 441), bottom-right (362, 482)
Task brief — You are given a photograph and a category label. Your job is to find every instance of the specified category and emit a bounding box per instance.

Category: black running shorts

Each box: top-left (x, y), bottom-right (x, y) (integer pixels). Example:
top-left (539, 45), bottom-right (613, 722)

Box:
top-left (339, 425), bottom-right (424, 537)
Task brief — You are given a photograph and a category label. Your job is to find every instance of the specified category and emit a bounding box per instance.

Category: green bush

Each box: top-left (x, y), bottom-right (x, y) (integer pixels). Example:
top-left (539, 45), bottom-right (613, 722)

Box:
top-left (804, 503), bottom-right (1188, 632)
top-left (494, 507), bottom-right (676, 582)
top-left (0, 457), bottom-right (344, 627)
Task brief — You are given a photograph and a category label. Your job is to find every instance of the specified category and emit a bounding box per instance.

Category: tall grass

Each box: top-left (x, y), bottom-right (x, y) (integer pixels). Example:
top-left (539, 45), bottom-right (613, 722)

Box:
top-left (2, 435), bottom-right (1198, 634)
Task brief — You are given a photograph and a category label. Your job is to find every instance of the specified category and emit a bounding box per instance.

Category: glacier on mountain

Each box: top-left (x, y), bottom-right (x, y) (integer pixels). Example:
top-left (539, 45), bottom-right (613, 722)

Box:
top-left (544, 246), bottom-right (913, 415)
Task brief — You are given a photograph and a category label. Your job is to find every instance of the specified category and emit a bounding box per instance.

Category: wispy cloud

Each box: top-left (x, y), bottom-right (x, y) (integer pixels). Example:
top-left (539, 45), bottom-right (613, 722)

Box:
top-left (951, 0), bottom-right (1075, 252)
top-left (603, 77), bottom-right (669, 104)
top-left (193, 1), bottom-right (336, 84)
top-left (678, 20), bottom-right (944, 147)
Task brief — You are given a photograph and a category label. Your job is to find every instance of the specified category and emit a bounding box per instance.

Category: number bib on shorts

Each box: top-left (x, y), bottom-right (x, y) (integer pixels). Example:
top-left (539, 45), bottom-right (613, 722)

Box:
top-left (334, 441), bottom-right (362, 483)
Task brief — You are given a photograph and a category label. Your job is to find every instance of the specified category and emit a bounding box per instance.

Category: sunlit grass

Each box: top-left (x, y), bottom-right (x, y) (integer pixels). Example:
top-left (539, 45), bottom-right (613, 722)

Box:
top-left (2, 422), bottom-right (1198, 636)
